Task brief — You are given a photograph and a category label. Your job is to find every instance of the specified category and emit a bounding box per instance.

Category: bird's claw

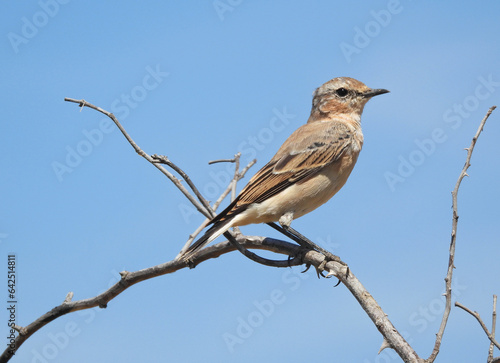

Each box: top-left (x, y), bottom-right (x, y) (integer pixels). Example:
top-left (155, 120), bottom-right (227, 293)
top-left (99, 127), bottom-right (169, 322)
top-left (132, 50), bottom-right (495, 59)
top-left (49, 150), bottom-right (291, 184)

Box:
top-left (314, 259), bottom-right (328, 278)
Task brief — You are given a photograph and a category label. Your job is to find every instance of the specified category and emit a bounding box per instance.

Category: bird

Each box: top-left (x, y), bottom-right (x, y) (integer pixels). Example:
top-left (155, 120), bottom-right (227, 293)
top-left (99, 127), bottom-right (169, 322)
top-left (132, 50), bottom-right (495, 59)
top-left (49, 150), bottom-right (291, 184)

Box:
top-left (181, 77), bottom-right (389, 261)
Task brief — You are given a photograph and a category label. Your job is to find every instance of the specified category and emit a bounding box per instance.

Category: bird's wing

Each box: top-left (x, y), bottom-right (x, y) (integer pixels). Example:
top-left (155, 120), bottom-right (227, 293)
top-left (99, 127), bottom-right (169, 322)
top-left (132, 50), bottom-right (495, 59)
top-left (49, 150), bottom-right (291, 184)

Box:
top-left (212, 121), bottom-right (355, 223)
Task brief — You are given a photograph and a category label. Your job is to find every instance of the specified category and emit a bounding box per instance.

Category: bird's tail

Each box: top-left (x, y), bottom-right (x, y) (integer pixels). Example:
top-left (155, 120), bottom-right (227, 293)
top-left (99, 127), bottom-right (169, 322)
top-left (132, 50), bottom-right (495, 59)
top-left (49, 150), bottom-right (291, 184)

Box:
top-left (181, 217), bottom-right (235, 262)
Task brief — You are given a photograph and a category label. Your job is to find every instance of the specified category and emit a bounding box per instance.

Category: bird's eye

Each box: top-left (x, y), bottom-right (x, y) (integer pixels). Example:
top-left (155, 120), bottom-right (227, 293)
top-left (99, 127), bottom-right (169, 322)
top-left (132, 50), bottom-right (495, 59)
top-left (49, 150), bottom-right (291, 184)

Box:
top-left (335, 88), bottom-right (349, 97)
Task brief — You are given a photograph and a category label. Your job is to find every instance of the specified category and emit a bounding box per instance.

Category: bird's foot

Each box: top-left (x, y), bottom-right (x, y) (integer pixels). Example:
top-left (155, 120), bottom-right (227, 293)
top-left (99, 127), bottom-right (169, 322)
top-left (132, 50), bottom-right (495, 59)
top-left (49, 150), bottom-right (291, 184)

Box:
top-left (266, 221), bottom-right (349, 280)
top-left (184, 257), bottom-right (197, 269)
top-left (304, 249), bottom-right (349, 282)
top-left (301, 257), bottom-right (332, 279)
top-left (315, 258), bottom-right (328, 278)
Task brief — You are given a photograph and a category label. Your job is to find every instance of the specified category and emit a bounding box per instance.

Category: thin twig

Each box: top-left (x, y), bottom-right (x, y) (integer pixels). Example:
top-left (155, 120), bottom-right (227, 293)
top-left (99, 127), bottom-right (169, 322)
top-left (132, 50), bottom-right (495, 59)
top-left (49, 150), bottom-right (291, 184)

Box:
top-left (208, 158), bottom-right (237, 164)
top-left (177, 217), bottom-right (212, 258)
top-left (64, 98), bottom-right (213, 220)
top-left (239, 158), bottom-right (257, 179)
top-left (426, 105), bottom-right (497, 363)
top-left (152, 154), bottom-right (214, 218)
top-left (231, 153), bottom-right (241, 201)
top-left (489, 295), bottom-right (498, 362)
top-left (455, 301), bottom-right (500, 350)
top-left (212, 158), bottom-right (256, 210)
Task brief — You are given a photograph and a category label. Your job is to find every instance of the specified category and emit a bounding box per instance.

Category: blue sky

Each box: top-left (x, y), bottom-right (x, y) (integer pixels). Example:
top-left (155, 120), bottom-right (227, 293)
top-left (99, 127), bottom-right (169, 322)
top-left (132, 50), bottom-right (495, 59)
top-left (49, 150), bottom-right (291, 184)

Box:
top-left (1, 1), bottom-right (500, 362)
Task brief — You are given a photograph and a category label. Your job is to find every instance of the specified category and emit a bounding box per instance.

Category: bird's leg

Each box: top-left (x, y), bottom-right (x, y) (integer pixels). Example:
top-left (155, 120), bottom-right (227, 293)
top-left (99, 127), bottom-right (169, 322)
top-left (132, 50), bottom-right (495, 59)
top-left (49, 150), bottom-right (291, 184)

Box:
top-left (282, 223), bottom-right (350, 279)
top-left (276, 213), bottom-right (324, 275)
top-left (276, 212), bottom-right (341, 263)
top-left (223, 231), bottom-right (302, 268)
top-left (267, 213), bottom-right (347, 278)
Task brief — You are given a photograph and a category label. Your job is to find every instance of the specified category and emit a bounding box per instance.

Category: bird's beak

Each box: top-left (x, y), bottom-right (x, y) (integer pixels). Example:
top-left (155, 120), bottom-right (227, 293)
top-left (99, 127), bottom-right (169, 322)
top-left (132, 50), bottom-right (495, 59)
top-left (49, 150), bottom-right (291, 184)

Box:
top-left (363, 88), bottom-right (390, 98)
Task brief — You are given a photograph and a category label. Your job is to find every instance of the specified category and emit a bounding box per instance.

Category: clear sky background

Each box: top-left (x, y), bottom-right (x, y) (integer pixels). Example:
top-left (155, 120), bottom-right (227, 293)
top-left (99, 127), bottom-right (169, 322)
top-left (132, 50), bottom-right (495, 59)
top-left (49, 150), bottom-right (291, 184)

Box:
top-left (1, 1), bottom-right (500, 362)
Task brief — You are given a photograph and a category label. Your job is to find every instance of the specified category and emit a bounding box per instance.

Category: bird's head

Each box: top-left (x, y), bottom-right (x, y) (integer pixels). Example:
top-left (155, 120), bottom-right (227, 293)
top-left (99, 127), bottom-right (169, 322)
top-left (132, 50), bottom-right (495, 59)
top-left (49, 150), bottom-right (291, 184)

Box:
top-left (308, 77), bottom-right (389, 124)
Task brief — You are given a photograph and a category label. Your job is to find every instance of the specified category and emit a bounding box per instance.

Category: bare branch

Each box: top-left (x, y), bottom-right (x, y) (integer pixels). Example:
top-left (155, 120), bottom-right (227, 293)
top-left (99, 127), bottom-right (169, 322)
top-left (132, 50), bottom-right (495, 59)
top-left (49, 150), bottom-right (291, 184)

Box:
top-left (231, 153), bottom-right (241, 200)
top-left (64, 98), bottom-right (213, 220)
top-left (455, 301), bottom-right (500, 350)
top-left (212, 157), bottom-right (256, 210)
top-left (208, 158), bottom-right (237, 164)
top-left (151, 154), bottom-right (215, 218)
top-left (426, 105), bottom-right (497, 362)
top-left (177, 217), bottom-right (212, 258)
top-left (65, 100), bottom-right (265, 265)
top-left (0, 237), bottom-right (303, 362)
top-left (1, 233), bottom-right (422, 363)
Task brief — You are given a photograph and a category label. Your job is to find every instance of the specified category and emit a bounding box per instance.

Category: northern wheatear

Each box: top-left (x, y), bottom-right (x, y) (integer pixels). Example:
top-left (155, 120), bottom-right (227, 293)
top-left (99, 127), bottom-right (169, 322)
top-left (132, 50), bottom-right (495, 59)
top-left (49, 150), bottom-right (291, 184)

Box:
top-left (182, 77), bottom-right (388, 261)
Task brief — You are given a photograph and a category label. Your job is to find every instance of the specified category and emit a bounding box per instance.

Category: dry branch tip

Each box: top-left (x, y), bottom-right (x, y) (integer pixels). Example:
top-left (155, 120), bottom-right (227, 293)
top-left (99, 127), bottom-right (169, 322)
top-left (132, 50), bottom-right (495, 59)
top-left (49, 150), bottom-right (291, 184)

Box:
top-left (12, 325), bottom-right (27, 336)
top-left (378, 338), bottom-right (392, 354)
top-left (63, 292), bottom-right (74, 304)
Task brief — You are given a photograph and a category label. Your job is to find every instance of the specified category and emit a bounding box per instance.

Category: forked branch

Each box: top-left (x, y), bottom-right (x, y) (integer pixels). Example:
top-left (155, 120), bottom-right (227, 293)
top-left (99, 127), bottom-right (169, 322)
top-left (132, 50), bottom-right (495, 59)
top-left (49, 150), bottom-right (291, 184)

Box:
top-left (64, 98), bottom-right (214, 220)
top-left (454, 295), bottom-right (499, 362)
top-left (0, 237), bottom-right (303, 362)
top-left (426, 105), bottom-right (497, 363)
top-left (455, 301), bottom-right (500, 350)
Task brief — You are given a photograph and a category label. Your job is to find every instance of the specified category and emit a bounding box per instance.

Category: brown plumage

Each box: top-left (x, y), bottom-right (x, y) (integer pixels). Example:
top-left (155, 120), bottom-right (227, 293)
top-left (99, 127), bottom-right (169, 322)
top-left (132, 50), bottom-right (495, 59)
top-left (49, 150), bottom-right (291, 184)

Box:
top-left (182, 77), bottom-right (388, 261)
